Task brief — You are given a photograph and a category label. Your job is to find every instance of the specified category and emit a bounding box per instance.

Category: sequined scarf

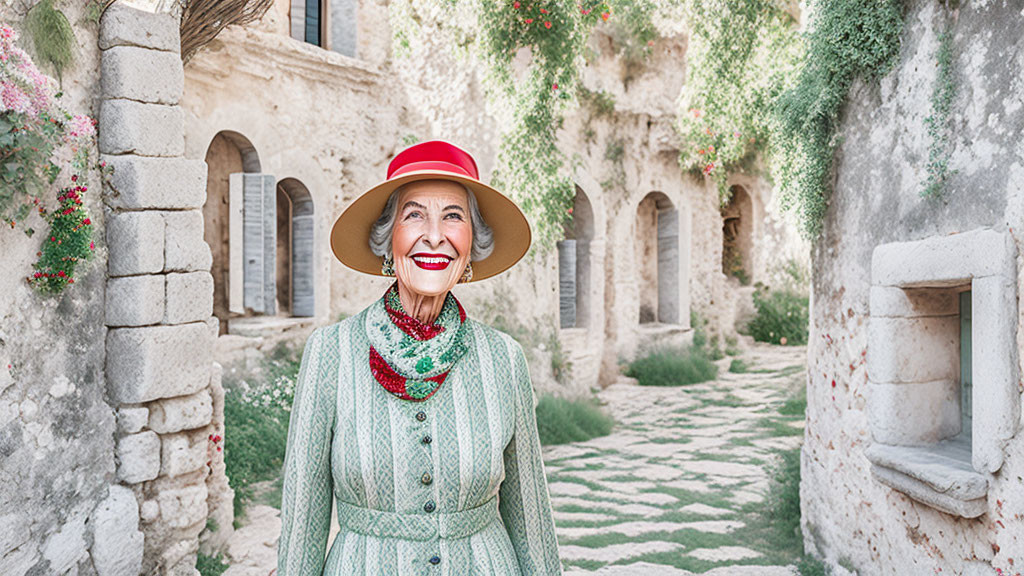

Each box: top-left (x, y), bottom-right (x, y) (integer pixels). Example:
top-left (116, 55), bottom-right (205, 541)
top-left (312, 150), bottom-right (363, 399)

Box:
top-left (366, 283), bottom-right (470, 402)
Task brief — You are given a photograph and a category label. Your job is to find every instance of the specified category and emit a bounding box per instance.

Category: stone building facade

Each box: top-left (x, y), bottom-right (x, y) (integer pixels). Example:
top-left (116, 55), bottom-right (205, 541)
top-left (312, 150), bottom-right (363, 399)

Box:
top-left (801, 1), bottom-right (1024, 573)
top-left (0, 0), bottom-right (805, 574)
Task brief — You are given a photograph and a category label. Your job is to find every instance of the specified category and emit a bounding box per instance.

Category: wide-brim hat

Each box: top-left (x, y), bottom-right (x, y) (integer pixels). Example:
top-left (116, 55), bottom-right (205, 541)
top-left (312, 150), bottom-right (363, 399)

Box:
top-left (330, 140), bottom-right (532, 282)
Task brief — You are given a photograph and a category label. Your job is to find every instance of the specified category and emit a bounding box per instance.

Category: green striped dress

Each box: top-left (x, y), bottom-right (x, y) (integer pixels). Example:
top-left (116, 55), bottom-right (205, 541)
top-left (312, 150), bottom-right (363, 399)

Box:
top-left (277, 306), bottom-right (563, 575)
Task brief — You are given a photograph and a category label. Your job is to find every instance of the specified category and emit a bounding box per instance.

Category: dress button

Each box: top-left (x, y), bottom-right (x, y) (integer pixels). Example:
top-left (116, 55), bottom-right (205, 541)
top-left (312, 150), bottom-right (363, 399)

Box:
top-left (421, 434), bottom-right (432, 444)
top-left (429, 555), bottom-right (441, 565)
top-left (424, 500), bottom-right (436, 513)
top-left (421, 472), bottom-right (432, 485)
top-left (416, 411), bottom-right (427, 422)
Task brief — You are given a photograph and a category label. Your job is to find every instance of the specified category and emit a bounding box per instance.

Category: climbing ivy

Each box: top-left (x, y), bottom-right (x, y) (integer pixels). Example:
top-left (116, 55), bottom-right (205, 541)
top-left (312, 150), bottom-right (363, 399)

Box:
top-left (771, 0), bottom-right (904, 238)
top-left (922, 28), bottom-right (955, 198)
top-left (390, 0), bottom-right (662, 250)
top-left (23, 0), bottom-right (75, 84)
top-left (675, 0), bottom-right (800, 204)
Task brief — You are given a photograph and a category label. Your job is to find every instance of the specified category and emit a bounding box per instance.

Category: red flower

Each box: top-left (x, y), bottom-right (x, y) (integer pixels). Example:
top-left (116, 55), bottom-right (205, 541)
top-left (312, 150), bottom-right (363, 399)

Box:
top-left (552, 82), bottom-right (558, 90)
top-left (540, 8), bottom-right (548, 13)
top-left (57, 270), bottom-right (66, 277)
top-left (544, 20), bottom-right (551, 28)
top-left (513, 1), bottom-right (520, 7)
top-left (601, 11), bottom-right (610, 21)
top-left (525, 18), bottom-right (533, 23)
top-left (51, 236), bottom-right (56, 242)
top-left (89, 241), bottom-right (95, 251)
top-left (702, 162), bottom-right (715, 176)
top-left (83, 218), bottom-right (91, 225)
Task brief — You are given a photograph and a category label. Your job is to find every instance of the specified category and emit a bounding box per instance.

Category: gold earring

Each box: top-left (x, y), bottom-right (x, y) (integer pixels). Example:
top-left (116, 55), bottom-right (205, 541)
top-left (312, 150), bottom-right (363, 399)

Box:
top-left (459, 262), bottom-right (473, 283)
top-left (381, 254), bottom-right (395, 276)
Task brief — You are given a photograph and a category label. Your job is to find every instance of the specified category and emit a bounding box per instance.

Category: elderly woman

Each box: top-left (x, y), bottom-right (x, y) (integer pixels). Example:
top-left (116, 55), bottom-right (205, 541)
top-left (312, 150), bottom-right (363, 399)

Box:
top-left (277, 140), bottom-right (563, 575)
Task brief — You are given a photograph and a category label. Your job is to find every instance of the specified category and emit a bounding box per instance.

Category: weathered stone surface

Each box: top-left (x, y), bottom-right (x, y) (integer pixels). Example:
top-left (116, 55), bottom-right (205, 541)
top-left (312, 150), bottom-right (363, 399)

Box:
top-left (867, 315), bottom-right (959, 385)
top-left (970, 274), bottom-right (1020, 474)
top-left (106, 275), bottom-right (165, 326)
top-left (106, 323), bottom-right (213, 404)
top-left (106, 211), bottom-right (164, 276)
top-left (102, 46), bottom-right (184, 104)
top-left (869, 286), bottom-right (959, 318)
top-left (872, 228), bottom-right (1015, 288)
top-left (163, 210), bottom-right (213, 272)
top-left (161, 429), bottom-right (209, 478)
top-left (865, 441), bottom-right (988, 501)
top-left (99, 100), bottom-right (184, 157)
top-left (100, 3), bottom-right (180, 53)
top-left (165, 272), bottom-right (214, 325)
top-left (867, 380), bottom-right (961, 445)
top-left (103, 156), bottom-right (206, 210)
top-left (158, 484), bottom-right (209, 529)
top-left (117, 406), bottom-right (149, 434)
top-left (116, 431), bottom-right (161, 483)
top-left (91, 485), bottom-right (145, 576)
top-left (41, 514), bottom-right (87, 574)
top-left (871, 465), bottom-right (987, 519)
top-left (140, 500), bottom-right (160, 524)
top-left (148, 389), bottom-right (213, 434)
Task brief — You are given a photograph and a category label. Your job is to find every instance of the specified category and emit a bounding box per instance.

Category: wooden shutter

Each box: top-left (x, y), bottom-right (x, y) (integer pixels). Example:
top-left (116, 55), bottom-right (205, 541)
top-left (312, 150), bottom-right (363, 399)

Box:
top-left (242, 173), bottom-right (277, 314)
top-left (290, 0), bottom-right (305, 41)
top-left (329, 0), bottom-right (358, 57)
top-left (292, 197), bottom-right (315, 317)
top-left (558, 239), bottom-right (577, 329)
top-left (305, 0), bottom-right (321, 46)
top-left (657, 208), bottom-right (679, 324)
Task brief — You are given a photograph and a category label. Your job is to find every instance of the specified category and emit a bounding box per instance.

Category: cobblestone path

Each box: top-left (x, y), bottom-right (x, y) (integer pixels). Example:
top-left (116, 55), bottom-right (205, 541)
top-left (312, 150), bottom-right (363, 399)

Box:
top-left (551, 343), bottom-right (807, 575)
top-left (219, 343), bottom-right (807, 576)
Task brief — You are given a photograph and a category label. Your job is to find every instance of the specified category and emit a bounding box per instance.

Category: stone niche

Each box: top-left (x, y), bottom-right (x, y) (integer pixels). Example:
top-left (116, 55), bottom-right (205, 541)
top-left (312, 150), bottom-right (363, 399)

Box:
top-left (866, 228), bottom-right (1019, 518)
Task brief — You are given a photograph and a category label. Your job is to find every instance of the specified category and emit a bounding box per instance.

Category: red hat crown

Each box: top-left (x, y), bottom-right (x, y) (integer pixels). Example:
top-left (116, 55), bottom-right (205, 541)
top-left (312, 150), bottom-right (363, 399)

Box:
top-left (387, 140), bottom-right (480, 181)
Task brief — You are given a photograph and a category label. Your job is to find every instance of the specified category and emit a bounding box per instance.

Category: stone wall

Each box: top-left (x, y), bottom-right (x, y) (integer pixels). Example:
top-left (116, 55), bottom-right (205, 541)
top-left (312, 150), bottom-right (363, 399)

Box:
top-left (183, 0), bottom-right (808, 397)
top-left (0, 3), bottom-right (113, 575)
top-left (801, 1), bottom-right (1024, 573)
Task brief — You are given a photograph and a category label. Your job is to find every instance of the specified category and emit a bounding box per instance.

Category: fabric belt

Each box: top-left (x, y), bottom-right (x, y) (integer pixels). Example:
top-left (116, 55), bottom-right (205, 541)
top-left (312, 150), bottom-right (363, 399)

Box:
top-left (336, 496), bottom-right (499, 541)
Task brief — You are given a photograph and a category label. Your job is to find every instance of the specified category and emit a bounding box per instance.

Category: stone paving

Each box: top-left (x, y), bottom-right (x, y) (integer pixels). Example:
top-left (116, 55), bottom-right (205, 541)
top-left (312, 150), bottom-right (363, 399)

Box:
top-left (218, 342), bottom-right (807, 575)
top-left (549, 342), bottom-right (807, 575)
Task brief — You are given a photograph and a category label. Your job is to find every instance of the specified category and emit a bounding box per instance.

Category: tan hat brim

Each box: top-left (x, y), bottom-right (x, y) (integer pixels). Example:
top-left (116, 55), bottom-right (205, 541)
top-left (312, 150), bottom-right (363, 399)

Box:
top-left (330, 170), bottom-right (532, 282)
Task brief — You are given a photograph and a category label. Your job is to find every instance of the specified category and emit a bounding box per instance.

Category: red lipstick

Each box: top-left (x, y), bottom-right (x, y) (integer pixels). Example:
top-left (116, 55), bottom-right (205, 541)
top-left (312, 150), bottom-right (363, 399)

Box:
top-left (410, 253), bottom-right (453, 270)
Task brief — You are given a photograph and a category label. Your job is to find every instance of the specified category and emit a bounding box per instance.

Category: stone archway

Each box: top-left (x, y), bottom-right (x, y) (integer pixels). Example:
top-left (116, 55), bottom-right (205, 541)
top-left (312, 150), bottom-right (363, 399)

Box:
top-left (558, 186), bottom-right (596, 328)
top-left (722, 185), bottom-right (753, 285)
top-left (635, 191), bottom-right (680, 325)
top-left (203, 131), bottom-right (262, 334)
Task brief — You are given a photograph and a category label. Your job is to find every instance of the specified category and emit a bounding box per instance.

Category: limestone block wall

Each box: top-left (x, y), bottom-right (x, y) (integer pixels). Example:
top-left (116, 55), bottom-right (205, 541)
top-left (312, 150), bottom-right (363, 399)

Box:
top-left (801, 1), bottom-right (1024, 573)
top-left (98, 4), bottom-right (230, 574)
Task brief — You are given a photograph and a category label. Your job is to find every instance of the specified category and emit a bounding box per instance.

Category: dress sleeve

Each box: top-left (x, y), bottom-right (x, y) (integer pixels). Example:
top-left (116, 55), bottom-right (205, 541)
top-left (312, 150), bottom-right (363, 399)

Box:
top-left (277, 326), bottom-right (335, 576)
top-left (498, 340), bottom-right (563, 575)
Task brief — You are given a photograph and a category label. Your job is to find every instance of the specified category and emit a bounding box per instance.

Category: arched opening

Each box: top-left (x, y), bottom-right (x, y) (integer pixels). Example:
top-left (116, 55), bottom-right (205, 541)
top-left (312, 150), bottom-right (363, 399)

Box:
top-left (557, 186), bottom-right (595, 329)
top-left (276, 178), bottom-right (315, 318)
top-left (635, 191), bottom-right (679, 325)
top-left (722, 185), bottom-right (753, 285)
top-left (203, 131), bottom-right (262, 335)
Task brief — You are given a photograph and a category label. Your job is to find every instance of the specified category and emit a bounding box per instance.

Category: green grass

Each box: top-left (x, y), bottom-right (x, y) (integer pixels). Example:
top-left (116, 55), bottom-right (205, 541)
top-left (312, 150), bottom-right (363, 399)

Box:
top-left (779, 386), bottom-right (808, 416)
top-left (196, 552), bottom-right (229, 576)
top-left (627, 345), bottom-right (718, 387)
top-left (748, 289), bottom-right (809, 346)
top-left (222, 340), bottom-right (304, 522)
top-left (729, 358), bottom-right (748, 373)
top-left (535, 394), bottom-right (615, 446)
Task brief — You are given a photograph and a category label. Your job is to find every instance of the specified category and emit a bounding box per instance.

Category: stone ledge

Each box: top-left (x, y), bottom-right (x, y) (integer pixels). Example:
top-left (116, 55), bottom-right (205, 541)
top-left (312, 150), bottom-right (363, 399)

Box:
top-left (871, 228), bottom-right (1015, 288)
top-left (867, 440), bottom-right (989, 518)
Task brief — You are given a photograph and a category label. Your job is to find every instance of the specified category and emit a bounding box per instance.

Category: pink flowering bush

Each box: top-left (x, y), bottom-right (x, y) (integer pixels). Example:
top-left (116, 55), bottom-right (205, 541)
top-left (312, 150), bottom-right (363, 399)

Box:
top-left (1, 23), bottom-right (105, 295)
top-left (1, 23), bottom-right (98, 235)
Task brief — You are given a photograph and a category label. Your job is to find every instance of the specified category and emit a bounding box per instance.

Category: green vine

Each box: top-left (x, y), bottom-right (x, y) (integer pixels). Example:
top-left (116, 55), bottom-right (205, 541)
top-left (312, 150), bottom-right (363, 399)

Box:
top-left (676, 0), bottom-right (800, 205)
top-left (28, 175), bottom-right (96, 293)
top-left (24, 0), bottom-right (75, 84)
top-left (922, 28), bottom-right (955, 198)
top-left (391, 1), bottom-right (662, 250)
top-left (771, 0), bottom-right (904, 238)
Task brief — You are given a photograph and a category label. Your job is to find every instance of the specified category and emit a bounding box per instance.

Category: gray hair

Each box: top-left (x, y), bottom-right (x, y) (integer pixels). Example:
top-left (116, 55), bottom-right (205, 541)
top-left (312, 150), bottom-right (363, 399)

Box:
top-left (369, 182), bottom-right (495, 261)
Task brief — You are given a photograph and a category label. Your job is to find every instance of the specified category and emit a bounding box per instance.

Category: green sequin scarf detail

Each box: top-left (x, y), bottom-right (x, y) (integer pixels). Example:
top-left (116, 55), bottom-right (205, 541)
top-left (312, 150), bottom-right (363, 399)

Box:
top-left (366, 283), bottom-right (471, 401)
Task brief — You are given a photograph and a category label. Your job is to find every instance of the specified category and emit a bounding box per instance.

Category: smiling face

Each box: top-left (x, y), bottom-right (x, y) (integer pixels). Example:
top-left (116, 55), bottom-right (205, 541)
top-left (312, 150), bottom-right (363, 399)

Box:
top-left (391, 179), bottom-right (473, 298)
